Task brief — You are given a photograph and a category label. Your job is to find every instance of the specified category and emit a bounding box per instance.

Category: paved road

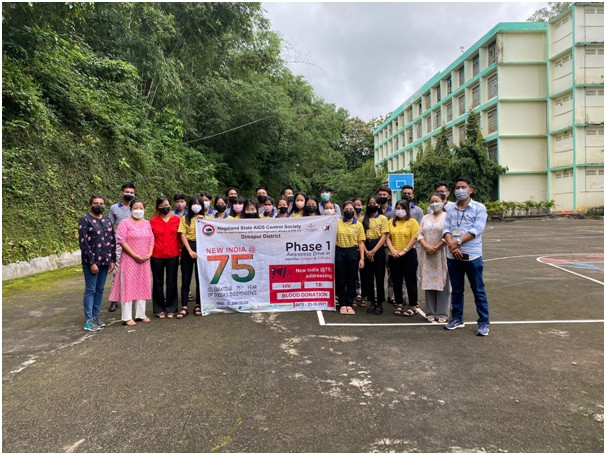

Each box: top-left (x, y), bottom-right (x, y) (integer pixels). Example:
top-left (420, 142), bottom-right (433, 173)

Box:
top-left (2, 218), bottom-right (604, 452)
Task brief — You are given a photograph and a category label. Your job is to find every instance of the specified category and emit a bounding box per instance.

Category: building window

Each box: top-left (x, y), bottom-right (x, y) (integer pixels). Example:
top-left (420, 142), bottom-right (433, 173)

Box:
top-left (458, 124), bottom-right (466, 143)
top-left (417, 99), bottom-right (422, 114)
top-left (458, 94), bottom-right (465, 115)
top-left (586, 169), bottom-right (597, 176)
top-left (488, 41), bottom-right (497, 65)
top-left (447, 77), bottom-right (452, 94)
top-left (434, 110), bottom-right (441, 129)
top-left (424, 93), bottom-right (431, 110)
top-left (395, 136), bottom-right (399, 150)
top-left (487, 142), bottom-right (498, 162)
top-left (446, 102), bottom-right (453, 122)
top-left (426, 116), bottom-right (432, 133)
top-left (416, 122), bottom-right (422, 138)
top-left (446, 129), bottom-right (453, 146)
top-left (487, 73), bottom-right (498, 99)
top-left (436, 85), bottom-right (441, 102)
top-left (487, 109), bottom-right (497, 134)
top-left (458, 66), bottom-right (465, 85)
top-left (472, 85), bottom-right (480, 107)
top-left (472, 54), bottom-right (479, 76)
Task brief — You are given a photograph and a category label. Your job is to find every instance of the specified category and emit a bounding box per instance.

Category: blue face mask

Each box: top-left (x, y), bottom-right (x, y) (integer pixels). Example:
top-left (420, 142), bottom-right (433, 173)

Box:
top-left (455, 189), bottom-right (469, 201)
top-left (320, 193), bottom-right (330, 202)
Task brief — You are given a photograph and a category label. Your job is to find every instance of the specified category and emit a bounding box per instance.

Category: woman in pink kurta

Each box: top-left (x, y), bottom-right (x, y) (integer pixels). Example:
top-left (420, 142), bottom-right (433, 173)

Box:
top-left (109, 200), bottom-right (155, 326)
top-left (417, 193), bottom-right (451, 323)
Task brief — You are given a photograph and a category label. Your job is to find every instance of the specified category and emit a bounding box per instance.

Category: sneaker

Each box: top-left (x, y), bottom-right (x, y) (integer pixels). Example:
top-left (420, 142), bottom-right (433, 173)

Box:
top-left (444, 319), bottom-right (465, 330)
top-left (84, 320), bottom-right (100, 332)
top-left (93, 317), bottom-right (106, 328)
top-left (476, 323), bottom-right (490, 336)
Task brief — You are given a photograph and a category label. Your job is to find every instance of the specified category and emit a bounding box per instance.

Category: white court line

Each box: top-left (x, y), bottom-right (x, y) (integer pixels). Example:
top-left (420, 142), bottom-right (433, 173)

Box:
top-left (537, 256), bottom-right (604, 286)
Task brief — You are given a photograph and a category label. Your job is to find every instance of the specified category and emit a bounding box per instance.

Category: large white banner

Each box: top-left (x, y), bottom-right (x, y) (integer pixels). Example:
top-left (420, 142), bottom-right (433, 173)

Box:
top-left (196, 216), bottom-right (337, 315)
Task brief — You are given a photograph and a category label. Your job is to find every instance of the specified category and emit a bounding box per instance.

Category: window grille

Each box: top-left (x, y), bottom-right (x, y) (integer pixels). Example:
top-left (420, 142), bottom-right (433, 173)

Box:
top-left (472, 85), bottom-right (480, 107)
top-left (487, 109), bottom-right (497, 133)
top-left (488, 74), bottom-right (498, 99)
top-left (472, 55), bottom-right (479, 76)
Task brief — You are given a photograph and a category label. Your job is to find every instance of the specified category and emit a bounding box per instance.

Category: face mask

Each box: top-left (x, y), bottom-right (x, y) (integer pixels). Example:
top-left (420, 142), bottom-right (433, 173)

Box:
top-left (286, 196), bottom-right (294, 203)
top-left (91, 204), bottom-right (105, 215)
top-left (430, 202), bottom-right (444, 212)
top-left (367, 205), bottom-right (379, 214)
top-left (203, 200), bottom-right (210, 209)
top-left (295, 200), bottom-right (305, 209)
top-left (354, 206), bottom-right (363, 214)
top-left (123, 193), bottom-right (134, 201)
top-left (176, 202), bottom-right (186, 210)
top-left (402, 194), bottom-right (413, 202)
top-left (324, 209), bottom-right (335, 216)
top-left (215, 204), bottom-right (226, 213)
top-left (377, 197), bottom-right (388, 205)
top-left (264, 205), bottom-right (274, 213)
top-left (320, 193), bottom-right (330, 202)
top-left (191, 204), bottom-right (202, 214)
top-left (131, 209), bottom-right (145, 219)
top-left (159, 206), bottom-right (171, 215)
top-left (229, 196), bottom-right (237, 204)
top-left (257, 195), bottom-right (267, 204)
top-left (305, 205), bottom-right (317, 213)
top-left (243, 212), bottom-right (258, 218)
top-left (232, 204), bottom-right (243, 213)
top-left (455, 189), bottom-right (469, 201)
top-left (343, 210), bottom-right (355, 219)
top-left (278, 206), bottom-right (288, 214)
top-left (395, 209), bottom-right (407, 218)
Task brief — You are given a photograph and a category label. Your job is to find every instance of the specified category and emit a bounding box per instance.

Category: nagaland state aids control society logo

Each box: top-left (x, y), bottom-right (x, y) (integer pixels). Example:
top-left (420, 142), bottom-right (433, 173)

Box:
top-left (202, 224), bottom-right (215, 237)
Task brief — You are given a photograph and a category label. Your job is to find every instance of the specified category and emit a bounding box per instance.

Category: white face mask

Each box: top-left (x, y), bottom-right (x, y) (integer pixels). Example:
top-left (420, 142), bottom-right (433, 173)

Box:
top-left (395, 209), bottom-right (407, 218)
top-left (324, 209), bottom-right (335, 216)
top-left (203, 200), bottom-right (211, 209)
top-left (191, 204), bottom-right (202, 214)
top-left (430, 202), bottom-right (444, 212)
top-left (131, 209), bottom-right (145, 219)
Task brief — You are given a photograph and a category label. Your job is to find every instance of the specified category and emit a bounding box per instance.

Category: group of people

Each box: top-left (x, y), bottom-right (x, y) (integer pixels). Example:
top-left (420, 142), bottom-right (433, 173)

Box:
top-left (78, 178), bottom-right (490, 336)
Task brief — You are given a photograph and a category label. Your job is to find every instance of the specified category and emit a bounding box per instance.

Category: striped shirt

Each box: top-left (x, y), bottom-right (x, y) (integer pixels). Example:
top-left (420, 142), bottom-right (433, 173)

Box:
top-left (442, 199), bottom-right (487, 261)
top-left (387, 218), bottom-right (419, 255)
top-left (364, 214), bottom-right (389, 240)
top-left (336, 218), bottom-right (366, 248)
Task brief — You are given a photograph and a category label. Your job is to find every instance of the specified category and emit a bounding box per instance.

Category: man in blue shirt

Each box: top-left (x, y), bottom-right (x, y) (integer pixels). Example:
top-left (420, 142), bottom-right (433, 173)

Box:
top-left (442, 177), bottom-right (490, 336)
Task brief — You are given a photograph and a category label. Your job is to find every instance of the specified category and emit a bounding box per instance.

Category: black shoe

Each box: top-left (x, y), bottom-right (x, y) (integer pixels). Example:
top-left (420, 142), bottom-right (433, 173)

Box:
top-left (108, 301), bottom-right (118, 312)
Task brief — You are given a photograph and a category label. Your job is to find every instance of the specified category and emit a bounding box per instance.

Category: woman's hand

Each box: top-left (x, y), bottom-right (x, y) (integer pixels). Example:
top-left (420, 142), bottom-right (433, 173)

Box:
top-left (358, 258), bottom-right (365, 269)
top-left (189, 249), bottom-right (198, 259)
top-left (90, 263), bottom-right (99, 275)
top-left (366, 249), bottom-right (375, 261)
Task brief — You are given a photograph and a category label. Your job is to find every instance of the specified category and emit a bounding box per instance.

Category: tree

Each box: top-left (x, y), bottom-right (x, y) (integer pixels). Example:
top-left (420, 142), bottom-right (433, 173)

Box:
top-left (409, 127), bottom-right (453, 202)
top-left (527, 2), bottom-right (571, 22)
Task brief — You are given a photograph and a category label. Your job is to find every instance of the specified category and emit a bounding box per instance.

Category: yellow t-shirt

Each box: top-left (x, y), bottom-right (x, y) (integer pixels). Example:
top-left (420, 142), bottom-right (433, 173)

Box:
top-left (178, 216), bottom-right (198, 241)
top-left (289, 211), bottom-right (303, 218)
top-left (336, 219), bottom-right (366, 248)
top-left (388, 218), bottom-right (419, 254)
top-left (364, 214), bottom-right (389, 240)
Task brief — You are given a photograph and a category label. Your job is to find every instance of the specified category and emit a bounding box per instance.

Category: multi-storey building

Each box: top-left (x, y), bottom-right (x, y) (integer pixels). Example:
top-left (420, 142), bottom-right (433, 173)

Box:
top-left (373, 3), bottom-right (604, 211)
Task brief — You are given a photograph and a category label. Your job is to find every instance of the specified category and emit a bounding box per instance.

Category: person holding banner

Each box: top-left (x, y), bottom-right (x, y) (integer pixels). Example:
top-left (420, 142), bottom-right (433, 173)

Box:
top-left (213, 195), bottom-right (232, 219)
top-left (201, 191), bottom-right (215, 217)
top-left (335, 201), bottom-right (366, 315)
top-left (260, 196), bottom-right (278, 218)
top-left (108, 199), bottom-right (154, 326)
top-left (386, 199), bottom-right (419, 317)
top-left (362, 196), bottom-right (389, 315)
top-left (177, 195), bottom-right (206, 318)
top-left (150, 197), bottom-right (181, 319)
top-left (289, 192), bottom-right (307, 217)
top-left (229, 196), bottom-right (245, 219)
top-left (303, 195), bottom-right (321, 216)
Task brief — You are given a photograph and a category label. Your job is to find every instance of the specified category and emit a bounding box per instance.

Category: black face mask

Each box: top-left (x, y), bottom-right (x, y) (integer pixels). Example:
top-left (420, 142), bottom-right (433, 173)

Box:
top-left (354, 207), bottom-right (363, 214)
top-left (286, 195), bottom-right (294, 203)
top-left (159, 206), bottom-right (171, 215)
top-left (367, 205), bottom-right (379, 214)
top-left (305, 206), bottom-right (317, 214)
top-left (215, 204), bottom-right (226, 213)
top-left (91, 205), bottom-right (105, 215)
top-left (278, 206), bottom-right (288, 214)
top-left (123, 193), bottom-right (135, 201)
top-left (257, 195), bottom-right (267, 204)
top-left (243, 212), bottom-right (259, 218)
top-left (229, 196), bottom-right (237, 204)
top-left (402, 195), bottom-right (412, 202)
top-left (343, 210), bottom-right (355, 220)
top-left (377, 197), bottom-right (388, 205)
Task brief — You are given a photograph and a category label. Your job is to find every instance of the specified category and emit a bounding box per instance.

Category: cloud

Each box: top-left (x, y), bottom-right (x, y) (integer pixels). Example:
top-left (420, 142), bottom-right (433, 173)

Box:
top-left (263, 2), bottom-right (548, 121)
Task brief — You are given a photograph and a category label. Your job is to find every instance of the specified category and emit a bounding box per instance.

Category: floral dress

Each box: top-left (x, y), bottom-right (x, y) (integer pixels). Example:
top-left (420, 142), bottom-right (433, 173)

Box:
top-left (417, 212), bottom-right (449, 291)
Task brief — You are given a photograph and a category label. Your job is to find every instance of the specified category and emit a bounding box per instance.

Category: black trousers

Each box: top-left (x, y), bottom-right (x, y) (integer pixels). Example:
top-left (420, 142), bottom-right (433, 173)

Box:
top-left (388, 249), bottom-right (418, 307)
top-left (151, 256), bottom-right (179, 314)
top-left (335, 247), bottom-right (359, 308)
top-left (180, 241), bottom-right (200, 308)
top-left (361, 240), bottom-right (386, 303)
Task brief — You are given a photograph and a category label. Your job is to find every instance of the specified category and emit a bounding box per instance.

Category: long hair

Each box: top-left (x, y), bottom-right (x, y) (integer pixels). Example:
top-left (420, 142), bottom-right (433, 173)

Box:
top-left (185, 195), bottom-right (205, 224)
top-left (392, 199), bottom-right (411, 226)
top-left (362, 195), bottom-right (379, 231)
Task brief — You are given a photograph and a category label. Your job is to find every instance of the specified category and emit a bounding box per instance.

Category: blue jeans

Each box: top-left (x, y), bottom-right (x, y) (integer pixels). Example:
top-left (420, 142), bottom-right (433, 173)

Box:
top-left (447, 257), bottom-right (489, 324)
top-left (82, 264), bottom-right (109, 321)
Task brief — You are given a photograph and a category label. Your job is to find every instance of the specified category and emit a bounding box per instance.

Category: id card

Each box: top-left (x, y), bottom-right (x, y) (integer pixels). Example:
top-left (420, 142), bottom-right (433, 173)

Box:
top-left (452, 228), bottom-right (462, 236)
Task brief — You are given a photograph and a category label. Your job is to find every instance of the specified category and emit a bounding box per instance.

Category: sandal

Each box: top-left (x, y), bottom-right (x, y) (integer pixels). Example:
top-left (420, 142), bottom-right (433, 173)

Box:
top-left (166, 313), bottom-right (175, 319)
top-left (194, 306), bottom-right (202, 316)
top-left (437, 317), bottom-right (448, 324)
top-left (427, 316), bottom-right (436, 323)
top-left (156, 312), bottom-right (166, 319)
top-left (176, 307), bottom-right (189, 319)
top-left (135, 317), bottom-right (151, 323)
top-left (402, 306), bottom-right (418, 317)
top-left (123, 319), bottom-right (136, 326)
top-left (367, 302), bottom-right (378, 314)
top-left (360, 298), bottom-right (367, 308)
top-left (394, 304), bottom-right (404, 316)
top-left (388, 297), bottom-right (396, 306)
top-left (346, 306), bottom-right (356, 315)
top-left (340, 306), bottom-right (349, 315)
top-left (373, 304), bottom-right (384, 315)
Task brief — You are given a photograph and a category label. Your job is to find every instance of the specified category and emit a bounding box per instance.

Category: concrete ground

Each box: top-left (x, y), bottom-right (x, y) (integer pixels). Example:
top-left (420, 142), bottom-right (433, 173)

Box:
top-left (2, 218), bottom-right (604, 453)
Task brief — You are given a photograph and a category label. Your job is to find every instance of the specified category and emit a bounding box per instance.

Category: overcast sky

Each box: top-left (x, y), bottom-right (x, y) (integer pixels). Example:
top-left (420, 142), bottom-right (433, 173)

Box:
top-left (262, 1), bottom-right (548, 122)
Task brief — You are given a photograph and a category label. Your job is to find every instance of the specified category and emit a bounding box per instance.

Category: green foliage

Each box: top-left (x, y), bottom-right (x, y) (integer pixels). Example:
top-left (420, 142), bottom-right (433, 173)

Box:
top-left (484, 200), bottom-right (555, 218)
top-left (527, 2), bottom-right (572, 22)
top-left (410, 111), bottom-right (507, 203)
